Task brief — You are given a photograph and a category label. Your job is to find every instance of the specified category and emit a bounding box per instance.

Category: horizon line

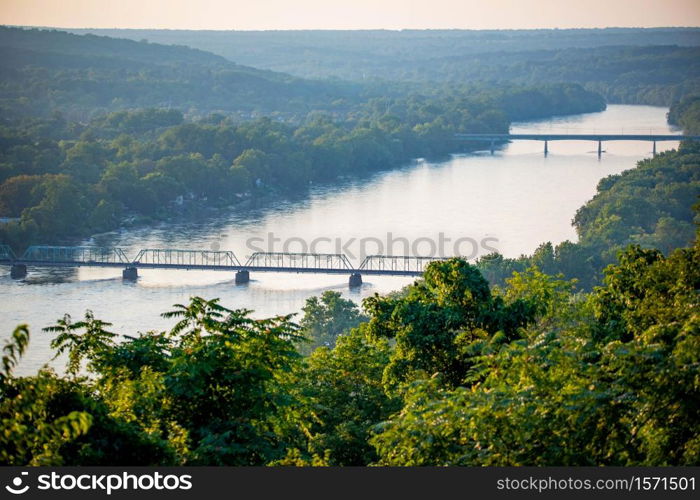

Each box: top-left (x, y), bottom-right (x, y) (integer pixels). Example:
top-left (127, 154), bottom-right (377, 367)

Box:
top-left (4, 24), bottom-right (700, 33)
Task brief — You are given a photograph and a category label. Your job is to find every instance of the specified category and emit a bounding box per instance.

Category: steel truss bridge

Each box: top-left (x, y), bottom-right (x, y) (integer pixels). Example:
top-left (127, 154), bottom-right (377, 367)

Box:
top-left (1, 246), bottom-right (449, 286)
top-left (454, 133), bottom-right (700, 156)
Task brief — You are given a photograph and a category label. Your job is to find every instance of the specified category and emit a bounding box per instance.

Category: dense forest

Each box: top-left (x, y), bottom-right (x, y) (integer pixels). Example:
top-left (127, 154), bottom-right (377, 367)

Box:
top-left (70, 28), bottom-right (700, 105)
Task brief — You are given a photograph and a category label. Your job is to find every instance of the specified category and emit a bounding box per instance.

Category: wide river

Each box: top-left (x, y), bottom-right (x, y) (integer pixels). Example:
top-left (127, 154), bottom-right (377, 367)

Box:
top-left (1, 105), bottom-right (680, 374)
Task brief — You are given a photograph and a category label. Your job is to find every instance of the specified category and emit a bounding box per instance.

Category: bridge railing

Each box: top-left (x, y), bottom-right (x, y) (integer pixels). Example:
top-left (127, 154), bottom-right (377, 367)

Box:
top-left (0, 244), bottom-right (16, 262)
top-left (245, 252), bottom-right (353, 270)
top-left (132, 249), bottom-right (242, 267)
top-left (20, 246), bottom-right (129, 264)
top-left (358, 255), bottom-right (446, 273)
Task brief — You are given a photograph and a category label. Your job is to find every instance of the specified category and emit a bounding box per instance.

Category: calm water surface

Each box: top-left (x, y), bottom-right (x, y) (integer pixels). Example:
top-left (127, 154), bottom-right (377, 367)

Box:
top-left (0, 105), bottom-right (680, 373)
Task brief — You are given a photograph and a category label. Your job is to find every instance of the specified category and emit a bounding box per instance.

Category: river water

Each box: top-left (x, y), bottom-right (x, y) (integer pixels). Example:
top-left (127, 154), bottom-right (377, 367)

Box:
top-left (0, 105), bottom-right (679, 374)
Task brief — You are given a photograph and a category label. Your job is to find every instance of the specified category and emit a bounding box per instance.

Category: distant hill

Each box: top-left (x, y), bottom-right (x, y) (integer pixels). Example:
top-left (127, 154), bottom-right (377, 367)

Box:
top-left (0, 27), bottom-right (366, 120)
top-left (0, 26), bottom-right (229, 66)
top-left (64, 27), bottom-right (700, 105)
top-left (3, 26), bottom-right (699, 121)
top-left (63, 28), bottom-right (700, 73)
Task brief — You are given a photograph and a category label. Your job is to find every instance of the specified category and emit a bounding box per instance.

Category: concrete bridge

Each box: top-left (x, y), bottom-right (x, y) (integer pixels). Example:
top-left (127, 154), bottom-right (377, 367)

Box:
top-left (0, 245), bottom-right (445, 287)
top-left (454, 133), bottom-right (700, 156)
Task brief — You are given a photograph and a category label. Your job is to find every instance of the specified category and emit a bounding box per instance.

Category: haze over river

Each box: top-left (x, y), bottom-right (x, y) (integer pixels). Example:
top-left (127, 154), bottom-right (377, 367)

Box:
top-left (1, 105), bottom-right (680, 373)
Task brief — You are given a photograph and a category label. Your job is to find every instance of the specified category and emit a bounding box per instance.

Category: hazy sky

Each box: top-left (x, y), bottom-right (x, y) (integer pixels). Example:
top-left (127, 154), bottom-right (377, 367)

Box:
top-left (1, 0), bottom-right (699, 30)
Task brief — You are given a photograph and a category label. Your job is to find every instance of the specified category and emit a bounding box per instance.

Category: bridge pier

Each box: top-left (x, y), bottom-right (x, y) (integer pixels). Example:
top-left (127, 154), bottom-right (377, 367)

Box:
top-left (10, 264), bottom-right (27, 279)
top-left (653, 141), bottom-right (657, 156)
top-left (122, 266), bottom-right (138, 281)
top-left (235, 270), bottom-right (250, 285)
top-left (349, 273), bottom-right (363, 288)
top-left (544, 140), bottom-right (548, 156)
top-left (598, 140), bottom-right (603, 158)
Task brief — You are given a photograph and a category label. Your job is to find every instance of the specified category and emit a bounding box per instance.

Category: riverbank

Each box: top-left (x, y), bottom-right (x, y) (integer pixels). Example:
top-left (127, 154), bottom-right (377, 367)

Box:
top-left (0, 84), bottom-right (605, 253)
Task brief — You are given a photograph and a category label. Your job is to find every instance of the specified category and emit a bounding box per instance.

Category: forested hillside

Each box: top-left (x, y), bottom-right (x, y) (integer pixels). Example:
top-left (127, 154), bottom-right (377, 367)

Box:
top-left (0, 27), bottom-right (367, 120)
top-left (69, 28), bottom-right (700, 105)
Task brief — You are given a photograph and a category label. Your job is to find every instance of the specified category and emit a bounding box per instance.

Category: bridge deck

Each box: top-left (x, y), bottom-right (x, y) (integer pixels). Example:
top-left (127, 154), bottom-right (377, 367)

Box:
top-left (454, 133), bottom-right (699, 142)
top-left (1, 247), bottom-right (442, 277)
top-left (6, 260), bottom-right (423, 277)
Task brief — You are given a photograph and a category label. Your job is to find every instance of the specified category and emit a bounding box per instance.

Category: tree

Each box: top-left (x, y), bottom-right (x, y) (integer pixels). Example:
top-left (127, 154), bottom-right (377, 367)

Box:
top-left (286, 327), bottom-right (400, 465)
top-left (5, 297), bottom-right (313, 466)
top-left (0, 175), bottom-right (44, 217)
top-left (298, 291), bottom-right (366, 355)
top-left (364, 258), bottom-right (533, 390)
top-left (61, 140), bottom-right (111, 184)
top-left (1, 325), bottom-right (169, 466)
top-left (232, 149), bottom-right (272, 186)
top-left (158, 297), bottom-right (305, 464)
top-left (22, 174), bottom-right (88, 239)
top-left (44, 311), bottom-right (116, 377)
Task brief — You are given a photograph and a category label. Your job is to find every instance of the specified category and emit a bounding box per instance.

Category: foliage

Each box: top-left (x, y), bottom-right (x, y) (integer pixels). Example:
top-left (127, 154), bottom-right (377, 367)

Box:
top-left (1, 325), bottom-right (29, 383)
top-left (363, 258), bottom-right (536, 390)
top-left (298, 291), bottom-right (366, 355)
top-left (669, 94), bottom-right (700, 134)
top-left (1, 327), bottom-right (91, 465)
top-left (159, 299), bottom-right (304, 465)
top-left (289, 328), bottom-right (400, 465)
top-left (43, 311), bottom-right (116, 376)
top-left (371, 240), bottom-right (700, 465)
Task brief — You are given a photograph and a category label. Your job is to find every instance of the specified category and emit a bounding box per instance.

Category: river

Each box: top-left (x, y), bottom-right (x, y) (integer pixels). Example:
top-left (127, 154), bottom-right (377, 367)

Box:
top-left (0, 105), bottom-right (680, 374)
